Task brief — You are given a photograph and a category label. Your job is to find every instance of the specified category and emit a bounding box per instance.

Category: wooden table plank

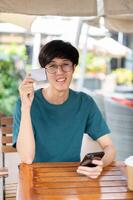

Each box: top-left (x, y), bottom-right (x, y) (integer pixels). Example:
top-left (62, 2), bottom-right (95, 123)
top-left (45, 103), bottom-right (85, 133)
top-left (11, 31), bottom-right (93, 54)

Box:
top-left (34, 180), bottom-right (127, 188)
top-left (33, 175), bottom-right (126, 183)
top-left (34, 186), bottom-right (128, 195)
top-left (33, 170), bottom-right (122, 177)
top-left (33, 193), bottom-right (133, 200)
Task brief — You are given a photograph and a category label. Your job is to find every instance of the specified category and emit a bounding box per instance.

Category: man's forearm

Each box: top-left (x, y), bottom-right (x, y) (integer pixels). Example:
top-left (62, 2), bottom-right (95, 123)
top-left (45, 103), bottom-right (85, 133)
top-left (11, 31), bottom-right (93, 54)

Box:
top-left (17, 108), bottom-right (35, 164)
top-left (102, 144), bottom-right (116, 167)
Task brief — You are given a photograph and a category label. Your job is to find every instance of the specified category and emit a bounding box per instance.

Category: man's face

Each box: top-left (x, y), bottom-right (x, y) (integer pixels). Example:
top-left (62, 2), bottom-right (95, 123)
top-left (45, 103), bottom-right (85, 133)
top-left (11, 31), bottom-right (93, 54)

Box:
top-left (45, 58), bottom-right (76, 92)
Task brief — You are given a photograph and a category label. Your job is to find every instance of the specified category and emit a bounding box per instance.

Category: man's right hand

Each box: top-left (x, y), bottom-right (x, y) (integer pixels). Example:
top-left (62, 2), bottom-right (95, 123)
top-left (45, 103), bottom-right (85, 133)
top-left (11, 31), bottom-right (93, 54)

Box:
top-left (19, 74), bottom-right (35, 109)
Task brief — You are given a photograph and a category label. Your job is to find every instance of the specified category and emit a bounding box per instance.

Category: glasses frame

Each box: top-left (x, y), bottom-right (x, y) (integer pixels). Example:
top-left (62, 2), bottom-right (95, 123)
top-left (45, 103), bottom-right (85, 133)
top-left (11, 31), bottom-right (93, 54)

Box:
top-left (45, 63), bottom-right (74, 74)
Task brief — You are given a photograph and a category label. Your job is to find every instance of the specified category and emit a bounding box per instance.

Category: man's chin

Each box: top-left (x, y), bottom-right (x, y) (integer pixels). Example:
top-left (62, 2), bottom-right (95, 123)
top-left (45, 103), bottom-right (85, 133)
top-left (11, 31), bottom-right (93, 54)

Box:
top-left (55, 86), bottom-right (69, 92)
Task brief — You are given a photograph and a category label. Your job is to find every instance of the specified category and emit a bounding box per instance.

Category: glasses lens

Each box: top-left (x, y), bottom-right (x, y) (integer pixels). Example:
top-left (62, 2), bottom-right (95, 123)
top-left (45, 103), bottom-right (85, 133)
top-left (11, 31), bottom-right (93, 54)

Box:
top-left (45, 63), bottom-right (73, 73)
top-left (62, 64), bottom-right (73, 72)
top-left (46, 65), bottom-right (57, 74)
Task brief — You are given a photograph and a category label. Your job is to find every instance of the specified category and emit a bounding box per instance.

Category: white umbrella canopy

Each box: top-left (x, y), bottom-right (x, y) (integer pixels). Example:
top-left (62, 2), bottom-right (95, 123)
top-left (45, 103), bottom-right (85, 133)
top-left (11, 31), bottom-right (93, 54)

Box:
top-left (103, 0), bottom-right (133, 33)
top-left (0, 0), bottom-right (97, 29)
top-left (79, 36), bottom-right (131, 58)
top-left (0, 0), bottom-right (97, 16)
top-left (104, 0), bottom-right (133, 16)
top-left (85, 0), bottom-right (133, 33)
top-left (93, 37), bottom-right (131, 58)
top-left (0, 13), bottom-right (36, 29)
top-left (104, 15), bottom-right (133, 33)
top-left (78, 36), bottom-right (97, 50)
top-left (1, 0), bottom-right (133, 33)
top-left (0, 22), bottom-right (26, 33)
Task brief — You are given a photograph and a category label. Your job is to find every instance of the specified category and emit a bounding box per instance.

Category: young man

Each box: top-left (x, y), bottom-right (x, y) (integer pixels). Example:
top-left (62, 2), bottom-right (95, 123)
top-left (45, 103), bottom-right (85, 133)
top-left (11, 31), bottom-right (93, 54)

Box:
top-left (13, 40), bottom-right (116, 179)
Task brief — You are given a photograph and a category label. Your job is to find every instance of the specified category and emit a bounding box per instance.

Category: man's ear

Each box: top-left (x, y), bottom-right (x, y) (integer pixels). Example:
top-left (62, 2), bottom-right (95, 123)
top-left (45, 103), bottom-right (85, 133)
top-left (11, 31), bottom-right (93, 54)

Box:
top-left (73, 64), bottom-right (76, 72)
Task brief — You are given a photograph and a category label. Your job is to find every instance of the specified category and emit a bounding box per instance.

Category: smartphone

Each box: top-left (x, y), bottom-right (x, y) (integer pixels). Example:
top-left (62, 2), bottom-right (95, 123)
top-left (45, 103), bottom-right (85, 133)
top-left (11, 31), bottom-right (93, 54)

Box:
top-left (30, 68), bottom-right (46, 82)
top-left (80, 151), bottom-right (104, 167)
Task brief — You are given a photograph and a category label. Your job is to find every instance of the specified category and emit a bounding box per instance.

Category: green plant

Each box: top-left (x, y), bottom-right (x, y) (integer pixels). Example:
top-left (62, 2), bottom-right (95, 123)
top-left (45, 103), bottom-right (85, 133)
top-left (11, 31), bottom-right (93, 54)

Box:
top-left (0, 44), bottom-right (27, 116)
top-left (0, 59), bottom-right (20, 115)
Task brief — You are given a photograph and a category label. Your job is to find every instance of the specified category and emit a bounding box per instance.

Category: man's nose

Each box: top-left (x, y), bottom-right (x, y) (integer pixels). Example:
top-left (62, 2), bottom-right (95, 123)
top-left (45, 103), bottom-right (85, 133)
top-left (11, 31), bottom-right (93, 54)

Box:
top-left (56, 65), bottom-right (64, 74)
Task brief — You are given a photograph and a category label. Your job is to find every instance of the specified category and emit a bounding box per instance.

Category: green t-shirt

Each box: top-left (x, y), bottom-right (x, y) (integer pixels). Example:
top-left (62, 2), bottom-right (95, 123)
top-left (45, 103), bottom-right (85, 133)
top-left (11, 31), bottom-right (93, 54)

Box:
top-left (13, 89), bottom-right (110, 162)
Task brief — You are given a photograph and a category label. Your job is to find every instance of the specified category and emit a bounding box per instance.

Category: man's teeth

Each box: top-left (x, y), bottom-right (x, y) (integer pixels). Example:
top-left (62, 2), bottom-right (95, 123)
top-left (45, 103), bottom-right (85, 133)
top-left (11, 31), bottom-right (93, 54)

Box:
top-left (56, 78), bottom-right (66, 82)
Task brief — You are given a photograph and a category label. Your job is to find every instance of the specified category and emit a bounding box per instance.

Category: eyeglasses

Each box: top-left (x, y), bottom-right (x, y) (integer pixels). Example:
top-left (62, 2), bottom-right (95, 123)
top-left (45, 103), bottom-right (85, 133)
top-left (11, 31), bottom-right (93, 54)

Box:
top-left (45, 63), bottom-right (73, 74)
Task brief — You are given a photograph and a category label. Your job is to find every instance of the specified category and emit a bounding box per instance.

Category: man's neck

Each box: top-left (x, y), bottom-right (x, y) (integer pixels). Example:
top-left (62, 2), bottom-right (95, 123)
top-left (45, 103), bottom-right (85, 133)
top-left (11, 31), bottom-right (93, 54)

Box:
top-left (42, 87), bottom-right (69, 105)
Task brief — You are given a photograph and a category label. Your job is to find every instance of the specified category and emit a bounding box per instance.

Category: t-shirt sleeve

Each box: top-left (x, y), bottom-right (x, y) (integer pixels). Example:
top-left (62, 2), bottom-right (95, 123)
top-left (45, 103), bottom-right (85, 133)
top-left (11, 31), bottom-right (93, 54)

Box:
top-left (85, 97), bottom-right (110, 140)
top-left (12, 98), bottom-right (21, 148)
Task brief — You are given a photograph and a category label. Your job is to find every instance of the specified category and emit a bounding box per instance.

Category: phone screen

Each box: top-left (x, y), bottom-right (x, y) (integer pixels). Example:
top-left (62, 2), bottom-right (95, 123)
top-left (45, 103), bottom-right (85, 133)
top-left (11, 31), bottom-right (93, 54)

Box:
top-left (80, 151), bottom-right (104, 167)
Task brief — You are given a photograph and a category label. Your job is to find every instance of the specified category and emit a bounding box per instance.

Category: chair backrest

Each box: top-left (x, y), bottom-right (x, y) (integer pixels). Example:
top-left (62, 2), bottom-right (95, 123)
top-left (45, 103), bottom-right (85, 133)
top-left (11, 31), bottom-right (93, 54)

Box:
top-left (104, 97), bottom-right (133, 160)
top-left (0, 167), bottom-right (8, 177)
top-left (1, 116), bottom-right (16, 153)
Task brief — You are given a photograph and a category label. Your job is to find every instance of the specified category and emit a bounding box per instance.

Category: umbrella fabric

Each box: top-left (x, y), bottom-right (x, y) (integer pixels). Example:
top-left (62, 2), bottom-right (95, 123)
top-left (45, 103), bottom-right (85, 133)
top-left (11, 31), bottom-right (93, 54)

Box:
top-left (93, 37), bottom-right (131, 58)
top-left (0, 0), bottom-right (97, 29)
top-left (0, 13), bottom-right (35, 29)
top-left (1, 0), bottom-right (133, 33)
top-left (0, 0), bottom-right (97, 16)
top-left (104, 0), bottom-right (133, 33)
top-left (104, 0), bottom-right (133, 15)
top-left (104, 16), bottom-right (133, 33)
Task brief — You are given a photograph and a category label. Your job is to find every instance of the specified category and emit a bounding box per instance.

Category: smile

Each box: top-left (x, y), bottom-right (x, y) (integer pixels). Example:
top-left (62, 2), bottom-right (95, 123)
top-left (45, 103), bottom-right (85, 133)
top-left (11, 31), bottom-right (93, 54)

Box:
top-left (56, 78), bottom-right (66, 82)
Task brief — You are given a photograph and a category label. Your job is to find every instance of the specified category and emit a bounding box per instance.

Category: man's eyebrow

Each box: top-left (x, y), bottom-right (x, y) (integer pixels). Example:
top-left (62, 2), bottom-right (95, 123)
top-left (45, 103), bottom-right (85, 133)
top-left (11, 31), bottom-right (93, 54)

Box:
top-left (51, 59), bottom-right (70, 62)
top-left (62, 59), bottom-right (70, 61)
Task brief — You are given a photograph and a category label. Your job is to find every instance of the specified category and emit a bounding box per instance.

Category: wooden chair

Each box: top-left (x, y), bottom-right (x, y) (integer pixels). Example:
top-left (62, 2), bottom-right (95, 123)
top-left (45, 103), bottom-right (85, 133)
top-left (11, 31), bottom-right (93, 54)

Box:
top-left (0, 116), bottom-right (17, 200)
top-left (0, 167), bottom-right (8, 178)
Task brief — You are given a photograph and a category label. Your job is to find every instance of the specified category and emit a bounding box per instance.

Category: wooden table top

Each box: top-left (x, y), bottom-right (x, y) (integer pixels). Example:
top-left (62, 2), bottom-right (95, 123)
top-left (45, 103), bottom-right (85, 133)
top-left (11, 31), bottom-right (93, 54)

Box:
top-left (18, 161), bottom-right (133, 200)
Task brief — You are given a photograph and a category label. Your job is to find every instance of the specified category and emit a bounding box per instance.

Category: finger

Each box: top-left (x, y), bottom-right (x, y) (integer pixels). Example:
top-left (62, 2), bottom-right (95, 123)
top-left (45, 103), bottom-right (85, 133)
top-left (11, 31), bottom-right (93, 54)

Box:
top-left (92, 160), bottom-right (103, 166)
top-left (77, 167), bottom-right (102, 174)
top-left (89, 175), bottom-right (99, 179)
top-left (22, 74), bottom-right (35, 83)
top-left (77, 169), bottom-right (101, 177)
top-left (26, 74), bottom-right (36, 82)
top-left (77, 169), bottom-right (101, 176)
top-left (19, 88), bottom-right (34, 95)
top-left (23, 78), bottom-right (35, 84)
top-left (20, 87), bottom-right (34, 96)
top-left (77, 166), bottom-right (98, 172)
top-left (20, 84), bottom-right (34, 89)
top-left (22, 88), bottom-right (34, 95)
top-left (93, 165), bottom-right (103, 173)
top-left (77, 166), bottom-right (103, 175)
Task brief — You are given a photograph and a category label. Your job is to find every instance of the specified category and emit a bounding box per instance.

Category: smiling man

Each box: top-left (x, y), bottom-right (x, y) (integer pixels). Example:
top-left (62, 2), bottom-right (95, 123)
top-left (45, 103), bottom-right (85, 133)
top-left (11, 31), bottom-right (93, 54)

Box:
top-left (13, 40), bottom-right (116, 179)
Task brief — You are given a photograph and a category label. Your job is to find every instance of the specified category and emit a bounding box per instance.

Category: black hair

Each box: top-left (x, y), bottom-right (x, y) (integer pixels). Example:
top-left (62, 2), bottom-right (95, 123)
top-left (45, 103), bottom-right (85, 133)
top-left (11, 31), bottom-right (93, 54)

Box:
top-left (39, 40), bottom-right (79, 68)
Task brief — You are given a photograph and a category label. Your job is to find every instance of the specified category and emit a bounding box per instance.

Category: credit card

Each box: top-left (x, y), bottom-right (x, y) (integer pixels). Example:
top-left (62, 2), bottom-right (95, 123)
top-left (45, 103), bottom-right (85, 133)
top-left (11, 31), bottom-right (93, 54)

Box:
top-left (30, 68), bottom-right (46, 81)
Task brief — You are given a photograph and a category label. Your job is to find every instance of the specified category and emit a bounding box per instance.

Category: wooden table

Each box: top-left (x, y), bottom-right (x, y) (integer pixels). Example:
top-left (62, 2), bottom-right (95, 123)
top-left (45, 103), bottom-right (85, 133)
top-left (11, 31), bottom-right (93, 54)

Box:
top-left (18, 162), bottom-right (133, 200)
